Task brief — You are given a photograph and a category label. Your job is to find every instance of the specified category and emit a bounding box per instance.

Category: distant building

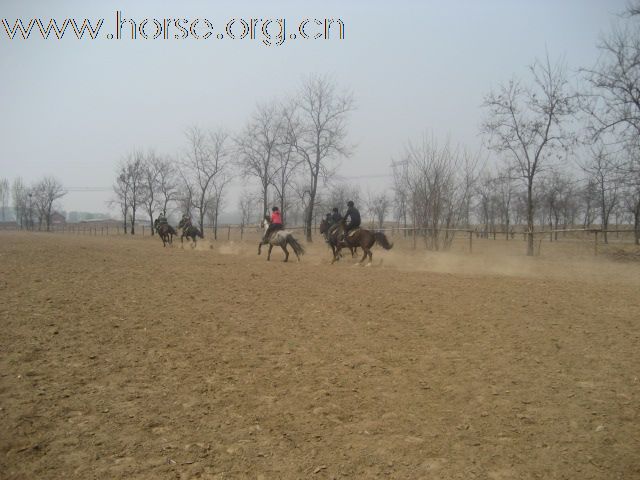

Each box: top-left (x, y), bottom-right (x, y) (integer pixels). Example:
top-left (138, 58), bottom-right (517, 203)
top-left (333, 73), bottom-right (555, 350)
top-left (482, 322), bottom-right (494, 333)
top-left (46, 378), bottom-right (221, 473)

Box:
top-left (51, 211), bottom-right (66, 225)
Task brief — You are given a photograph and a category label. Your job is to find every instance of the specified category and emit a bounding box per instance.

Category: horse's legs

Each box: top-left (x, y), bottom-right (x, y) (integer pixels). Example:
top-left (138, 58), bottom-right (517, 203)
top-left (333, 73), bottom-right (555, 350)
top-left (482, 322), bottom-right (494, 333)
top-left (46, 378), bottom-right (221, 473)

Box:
top-left (358, 247), bottom-right (369, 265)
top-left (331, 245), bottom-right (341, 264)
top-left (267, 244), bottom-right (273, 261)
top-left (281, 244), bottom-right (289, 262)
top-left (258, 242), bottom-right (262, 255)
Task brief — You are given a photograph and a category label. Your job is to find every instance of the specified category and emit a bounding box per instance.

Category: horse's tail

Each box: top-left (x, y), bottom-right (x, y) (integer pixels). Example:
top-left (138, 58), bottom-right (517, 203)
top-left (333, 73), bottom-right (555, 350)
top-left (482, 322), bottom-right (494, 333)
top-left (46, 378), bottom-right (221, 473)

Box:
top-left (374, 231), bottom-right (393, 250)
top-left (287, 234), bottom-right (306, 256)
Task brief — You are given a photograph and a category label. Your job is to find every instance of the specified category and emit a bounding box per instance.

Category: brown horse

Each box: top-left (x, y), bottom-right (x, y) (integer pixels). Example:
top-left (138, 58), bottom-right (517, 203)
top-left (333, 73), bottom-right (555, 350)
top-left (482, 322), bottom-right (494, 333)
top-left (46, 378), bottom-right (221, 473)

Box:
top-left (325, 219), bottom-right (393, 266)
top-left (319, 219), bottom-right (358, 259)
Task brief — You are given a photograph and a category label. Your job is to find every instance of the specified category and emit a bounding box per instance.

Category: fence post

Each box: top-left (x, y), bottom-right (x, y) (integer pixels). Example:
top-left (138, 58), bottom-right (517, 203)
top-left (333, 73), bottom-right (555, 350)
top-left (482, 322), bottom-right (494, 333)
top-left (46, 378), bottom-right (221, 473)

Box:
top-left (240, 224), bottom-right (244, 240)
top-left (594, 231), bottom-right (599, 256)
top-left (227, 225), bottom-right (231, 241)
top-left (469, 230), bottom-right (473, 254)
top-left (412, 227), bottom-right (417, 250)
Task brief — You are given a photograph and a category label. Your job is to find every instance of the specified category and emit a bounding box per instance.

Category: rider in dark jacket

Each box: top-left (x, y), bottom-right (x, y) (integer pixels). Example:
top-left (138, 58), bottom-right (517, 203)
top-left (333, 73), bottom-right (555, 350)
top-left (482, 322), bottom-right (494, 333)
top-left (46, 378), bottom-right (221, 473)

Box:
top-left (331, 207), bottom-right (342, 225)
top-left (342, 201), bottom-right (361, 240)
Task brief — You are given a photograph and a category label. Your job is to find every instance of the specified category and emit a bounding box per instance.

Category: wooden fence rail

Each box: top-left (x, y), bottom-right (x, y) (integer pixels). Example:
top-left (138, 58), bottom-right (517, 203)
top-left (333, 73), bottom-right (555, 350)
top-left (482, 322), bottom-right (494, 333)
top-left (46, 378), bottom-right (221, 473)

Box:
top-left (2, 223), bottom-right (638, 256)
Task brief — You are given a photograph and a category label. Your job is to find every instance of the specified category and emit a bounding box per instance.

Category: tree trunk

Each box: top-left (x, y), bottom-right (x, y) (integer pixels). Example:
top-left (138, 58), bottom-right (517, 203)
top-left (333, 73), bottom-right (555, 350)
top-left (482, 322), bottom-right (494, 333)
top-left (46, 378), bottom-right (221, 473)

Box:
top-left (304, 169), bottom-right (319, 242)
top-left (526, 180), bottom-right (534, 256)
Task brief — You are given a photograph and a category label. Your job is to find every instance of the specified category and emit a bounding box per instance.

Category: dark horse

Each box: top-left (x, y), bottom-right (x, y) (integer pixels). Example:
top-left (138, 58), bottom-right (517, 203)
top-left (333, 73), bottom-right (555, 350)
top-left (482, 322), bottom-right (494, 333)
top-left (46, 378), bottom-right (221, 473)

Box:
top-left (319, 219), bottom-right (358, 260)
top-left (323, 219), bottom-right (393, 266)
top-left (178, 218), bottom-right (203, 248)
top-left (155, 222), bottom-right (177, 247)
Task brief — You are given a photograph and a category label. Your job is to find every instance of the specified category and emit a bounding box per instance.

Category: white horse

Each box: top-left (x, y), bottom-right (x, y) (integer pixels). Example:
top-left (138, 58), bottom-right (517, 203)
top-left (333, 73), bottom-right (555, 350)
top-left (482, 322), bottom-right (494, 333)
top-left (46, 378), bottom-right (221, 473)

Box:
top-left (258, 216), bottom-right (305, 262)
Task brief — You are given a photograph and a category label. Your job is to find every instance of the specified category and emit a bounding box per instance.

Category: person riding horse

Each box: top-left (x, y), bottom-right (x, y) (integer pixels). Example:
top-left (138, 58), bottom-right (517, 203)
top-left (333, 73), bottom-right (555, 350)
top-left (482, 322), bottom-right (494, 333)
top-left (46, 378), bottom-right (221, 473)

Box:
top-left (331, 207), bottom-right (342, 225)
top-left (323, 207), bottom-right (343, 242)
top-left (179, 213), bottom-right (192, 231)
top-left (339, 200), bottom-right (361, 243)
top-left (261, 206), bottom-right (284, 244)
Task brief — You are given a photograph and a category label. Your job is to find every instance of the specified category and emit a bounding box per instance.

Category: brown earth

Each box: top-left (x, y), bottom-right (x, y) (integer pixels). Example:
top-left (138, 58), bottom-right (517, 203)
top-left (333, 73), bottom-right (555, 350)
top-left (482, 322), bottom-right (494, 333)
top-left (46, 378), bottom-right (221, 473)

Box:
top-left (0, 231), bottom-right (639, 479)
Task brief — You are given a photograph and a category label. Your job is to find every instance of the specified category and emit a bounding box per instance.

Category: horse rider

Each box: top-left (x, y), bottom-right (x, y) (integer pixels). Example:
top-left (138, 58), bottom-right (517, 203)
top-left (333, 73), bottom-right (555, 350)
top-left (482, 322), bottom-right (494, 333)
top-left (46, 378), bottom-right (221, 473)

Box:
top-left (330, 207), bottom-right (342, 225)
top-left (180, 213), bottom-right (192, 231)
top-left (157, 212), bottom-right (168, 226)
top-left (262, 206), bottom-right (284, 243)
top-left (340, 200), bottom-right (361, 242)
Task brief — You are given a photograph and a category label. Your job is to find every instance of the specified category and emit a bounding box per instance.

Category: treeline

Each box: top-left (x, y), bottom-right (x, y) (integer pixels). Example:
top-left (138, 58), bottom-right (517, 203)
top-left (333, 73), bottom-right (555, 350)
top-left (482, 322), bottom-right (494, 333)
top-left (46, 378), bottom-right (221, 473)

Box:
top-left (4, 4), bottom-right (640, 254)
top-left (112, 4), bottom-right (640, 254)
top-left (0, 177), bottom-right (66, 231)
top-left (113, 74), bottom-right (354, 241)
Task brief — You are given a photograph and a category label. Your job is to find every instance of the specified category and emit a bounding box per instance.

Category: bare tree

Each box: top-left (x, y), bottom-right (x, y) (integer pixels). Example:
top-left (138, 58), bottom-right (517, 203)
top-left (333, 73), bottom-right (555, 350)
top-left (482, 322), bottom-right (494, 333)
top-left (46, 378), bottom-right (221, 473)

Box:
top-left (399, 134), bottom-right (469, 250)
top-left (366, 190), bottom-right (390, 229)
top-left (620, 144), bottom-right (640, 243)
top-left (482, 54), bottom-right (576, 255)
top-left (208, 170), bottom-right (233, 240)
top-left (112, 151), bottom-right (146, 234)
top-left (272, 103), bottom-right (303, 222)
top-left (325, 182), bottom-right (361, 215)
top-left (494, 163), bottom-right (517, 239)
top-left (288, 74), bottom-right (355, 241)
top-left (182, 127), bottom-right (229, 231)
top-left (32, 177), bottom-right (67, 231)
top-left (141, 151), bottom-right (162, 235)
top-left (581, 8), bottom-right (640, 242)
top-left (235, 101), bottom-right (284, 219)
top-left (580, 179), bottom-right (599, 228)
top-left (476, 171), bottom-right (499, 238)
top-left (582, 18), bottom-right (640, 145)
top-left (0, 178), bottom-right (9, 222)
top-left (112, 168), bottom-right (130, 233)
top-left (125, 151), bottom-right (146, 235)
top-left (579, 144), bottom-right (621, 242)
top-left (155, 156), bottom-right (180, 217)
top-left (12, 178), bottom-right (28, 228)
top-left (238, 190), bottom-right (258, 229)
top-left (391, 160), bottom-right (409, 233)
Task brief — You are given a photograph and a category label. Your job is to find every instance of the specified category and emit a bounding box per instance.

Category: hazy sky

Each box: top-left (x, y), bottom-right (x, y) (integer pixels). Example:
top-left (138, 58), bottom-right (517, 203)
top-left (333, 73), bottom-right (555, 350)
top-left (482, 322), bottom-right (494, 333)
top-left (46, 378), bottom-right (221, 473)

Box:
top-left (0, 0), bottom-right (629, 215)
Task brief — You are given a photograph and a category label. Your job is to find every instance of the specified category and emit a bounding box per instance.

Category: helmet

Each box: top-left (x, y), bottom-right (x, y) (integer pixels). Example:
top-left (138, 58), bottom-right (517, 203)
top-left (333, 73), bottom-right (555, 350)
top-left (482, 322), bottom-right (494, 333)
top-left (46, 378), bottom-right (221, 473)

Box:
top-left (347, 201), bottom-right (354, 207)
top-left (272, 206), bottom-right (279, 211)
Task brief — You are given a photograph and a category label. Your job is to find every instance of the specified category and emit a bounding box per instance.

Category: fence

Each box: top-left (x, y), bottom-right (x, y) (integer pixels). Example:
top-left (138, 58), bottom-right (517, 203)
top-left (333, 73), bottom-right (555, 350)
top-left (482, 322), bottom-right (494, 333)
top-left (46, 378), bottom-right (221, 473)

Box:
top-left (1, 222), bottom-right (638, 256)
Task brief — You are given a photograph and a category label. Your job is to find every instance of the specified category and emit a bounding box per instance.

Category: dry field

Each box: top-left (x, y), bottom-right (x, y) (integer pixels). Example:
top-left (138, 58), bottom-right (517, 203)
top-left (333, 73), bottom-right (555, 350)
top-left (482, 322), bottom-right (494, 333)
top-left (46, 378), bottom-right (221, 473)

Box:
top-left (1, 231), bottom-right (639, 479)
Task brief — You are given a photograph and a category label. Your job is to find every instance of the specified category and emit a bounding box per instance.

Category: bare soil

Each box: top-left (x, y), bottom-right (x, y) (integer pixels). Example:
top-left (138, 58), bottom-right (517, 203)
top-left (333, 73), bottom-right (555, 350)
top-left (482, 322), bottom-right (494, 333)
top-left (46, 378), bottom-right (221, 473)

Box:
top-left (1, 231), bottom-right (639, 479)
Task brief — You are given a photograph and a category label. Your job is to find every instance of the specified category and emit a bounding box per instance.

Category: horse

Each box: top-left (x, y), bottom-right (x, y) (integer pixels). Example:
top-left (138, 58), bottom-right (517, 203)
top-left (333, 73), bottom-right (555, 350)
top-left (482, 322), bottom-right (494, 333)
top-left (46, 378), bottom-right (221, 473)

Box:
top-left (156, 222), bottom-right (177, 247)
top-left (326, 219), bottom-right (393, 266)
top-left (319, 219), bottom-right (358, 259)
top-left (178, 217), bottom-right (203, 248)
top-left (258, 217), bottom-right (305, 262)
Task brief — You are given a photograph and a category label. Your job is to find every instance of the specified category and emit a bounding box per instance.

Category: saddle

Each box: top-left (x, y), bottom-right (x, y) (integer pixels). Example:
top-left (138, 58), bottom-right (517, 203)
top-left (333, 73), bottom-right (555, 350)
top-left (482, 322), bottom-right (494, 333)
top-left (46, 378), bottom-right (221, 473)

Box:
top-left (347, 228), bottom-right (360, 238)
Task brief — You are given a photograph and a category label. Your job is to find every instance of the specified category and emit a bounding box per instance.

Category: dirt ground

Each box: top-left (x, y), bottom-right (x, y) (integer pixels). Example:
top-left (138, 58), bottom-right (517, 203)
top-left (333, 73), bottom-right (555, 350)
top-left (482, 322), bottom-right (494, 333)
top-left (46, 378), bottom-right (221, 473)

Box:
top-left (1, 231), bottom-right (639, 479)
